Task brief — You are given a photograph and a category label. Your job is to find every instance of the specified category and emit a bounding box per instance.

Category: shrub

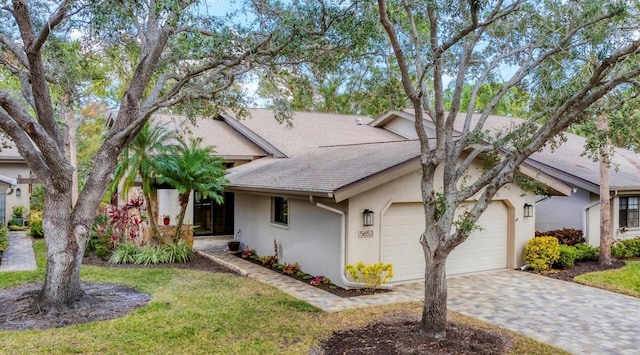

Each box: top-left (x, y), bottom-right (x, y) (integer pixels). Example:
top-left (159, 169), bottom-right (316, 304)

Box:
top-left (109, 242), bottom-right (139, 264)
top-left (162, 242), bottom-right (195, 263)
top-left (309, 275), bottom-right (330, 286)
top-left (524, 236), bottom-right (560, 271)
top-left (554, 245), bottom-right (578, 269)
top-left (282, 262), bottom-right (301, 275)
top-left (535, 228), bottom-right (585, 246)
top-left (618, 238), bottom-right (640, 258)
top-left (95, 244), bottom-right (111, 260)
top-left (0, 225), bottom-right (8, 252)
top-left (28, 211), bottom-right (44, 238)
top-left (611, 241), bottom-right (634, 259)
top-left (11, 205), bottom-right (25, 218)
top-left (135, 245), bottom-right (168, 265)
top-left (574, 243), bottom-right (599, 261)
top-left (345, 262), bottom-right (394, 290)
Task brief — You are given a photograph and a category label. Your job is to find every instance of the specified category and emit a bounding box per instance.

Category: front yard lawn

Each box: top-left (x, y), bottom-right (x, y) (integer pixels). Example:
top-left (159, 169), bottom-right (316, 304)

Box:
top-left (0, 241), bottom-right (565, 354)
top-left (574, 260), bottom-right (640, 298)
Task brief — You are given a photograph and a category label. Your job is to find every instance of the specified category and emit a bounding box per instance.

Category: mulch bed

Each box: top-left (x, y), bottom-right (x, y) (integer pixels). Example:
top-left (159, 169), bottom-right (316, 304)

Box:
top-left (318, 318), bottom-right (509, 355)
top-left (529, 259), bottom-right (626, 282)
top-left (233, 253), bottom-right (390, 298)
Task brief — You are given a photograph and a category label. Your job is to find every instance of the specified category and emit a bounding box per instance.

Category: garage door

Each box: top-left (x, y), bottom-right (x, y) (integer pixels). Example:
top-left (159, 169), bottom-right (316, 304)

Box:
top-left (382, 202), bottom-right (508, 282)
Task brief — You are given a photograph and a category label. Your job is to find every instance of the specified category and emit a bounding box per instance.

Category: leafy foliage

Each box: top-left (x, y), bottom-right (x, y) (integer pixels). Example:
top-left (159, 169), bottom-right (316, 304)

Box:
top-left (28, 211), bottom-right (44, 238)
top-left (524, 236), bottom-right (560, 272)
top-left (535, 229), bottom-right (585, 246)
top-left (109, 242), bottom-right (139, 264)
top-left (345, 262), bottom-right (394, 290)
top-left (0, 225), bottom-right (8, 252)
top-left (154, 138), bottom-right (227, 241)
top-left (109, 241), bottom-right (194, 265)
top-left (554, 245), bottom-right (578, 269)
top-left (574, 243), bottom-right (600, 262)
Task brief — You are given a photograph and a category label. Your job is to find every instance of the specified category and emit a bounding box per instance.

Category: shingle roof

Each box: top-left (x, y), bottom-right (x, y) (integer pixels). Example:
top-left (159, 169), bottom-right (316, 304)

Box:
top-left (227, 140), bottom-right (420, 196)
top-left (401, 110), bottom-right (640, 192)
top-left (153, 114), bottom-right (269, 159)
top-left (231, 109), bottom-right (405, 156)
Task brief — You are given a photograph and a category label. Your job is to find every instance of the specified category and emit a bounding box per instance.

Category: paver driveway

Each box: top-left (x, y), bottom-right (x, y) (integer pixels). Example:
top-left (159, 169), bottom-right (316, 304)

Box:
top-left (195, 238), bottom-right (639, 354)
top-left (447, 271), bottom-right (640, 354)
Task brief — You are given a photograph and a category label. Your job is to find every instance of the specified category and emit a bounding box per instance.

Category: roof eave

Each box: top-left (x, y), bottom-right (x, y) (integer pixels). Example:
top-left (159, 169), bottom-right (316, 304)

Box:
top-left (225, 185), bottom-right (334, 199)
top-left (219, 112), bottom-right (288, 158)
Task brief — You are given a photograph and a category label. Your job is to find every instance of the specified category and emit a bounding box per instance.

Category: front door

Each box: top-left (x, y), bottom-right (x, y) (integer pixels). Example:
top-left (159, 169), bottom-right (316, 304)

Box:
top-left (193, 191), bottom-right (234, 236)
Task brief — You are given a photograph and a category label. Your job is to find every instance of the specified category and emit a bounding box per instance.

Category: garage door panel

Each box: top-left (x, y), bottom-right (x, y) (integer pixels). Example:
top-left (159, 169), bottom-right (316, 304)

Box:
top-left (382, 202), bottom-right (508, 282)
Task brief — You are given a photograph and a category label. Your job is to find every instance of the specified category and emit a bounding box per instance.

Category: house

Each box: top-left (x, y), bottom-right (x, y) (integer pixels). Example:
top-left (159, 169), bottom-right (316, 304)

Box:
top-left (523, 125), bottom-right (640, 246)
top-left (0, 145), bottom-right (33, 225)
top-left (450, 112), bottom-right (640, 246)
top-left (155, 109), bottom-right (571, 287)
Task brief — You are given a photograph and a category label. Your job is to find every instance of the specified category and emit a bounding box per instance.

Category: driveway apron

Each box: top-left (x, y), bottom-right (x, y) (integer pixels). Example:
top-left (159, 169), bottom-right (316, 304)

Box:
top-left (448, 271), bottom-right (640, 355)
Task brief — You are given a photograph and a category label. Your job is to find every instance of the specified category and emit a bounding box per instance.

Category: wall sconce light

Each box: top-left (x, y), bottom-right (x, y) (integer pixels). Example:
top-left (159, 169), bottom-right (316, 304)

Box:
top-left (523, 203), bottom-right (533, 217)
top-left (363, 209), bottom-right (374, 227)
top-left (15, 188), bottom-right (21, 197)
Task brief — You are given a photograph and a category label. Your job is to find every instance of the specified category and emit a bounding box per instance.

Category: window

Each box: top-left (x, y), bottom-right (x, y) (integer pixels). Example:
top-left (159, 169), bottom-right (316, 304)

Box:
top-left (272, 197), bottom-right (288, 226)
top-left (619, 196), bottom-right (639, 228)
top-left (0, 195), bottom-right (4, 225)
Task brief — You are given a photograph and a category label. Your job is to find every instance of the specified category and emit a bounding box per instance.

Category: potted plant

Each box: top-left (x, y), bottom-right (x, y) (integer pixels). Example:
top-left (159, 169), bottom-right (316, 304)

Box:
top-left (228, 230), bottom-right (241, 252)
top-left (10, 205), bottom-right (25, 226)
top-left (162, 215), bottom-right (170, 226)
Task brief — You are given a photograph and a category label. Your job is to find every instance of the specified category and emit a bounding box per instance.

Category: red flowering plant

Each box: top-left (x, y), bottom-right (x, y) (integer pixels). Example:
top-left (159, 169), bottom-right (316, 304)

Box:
top-left (103, 194), bottom-right (148, 247)
top-left (309, 275), bottom-right (330, 286)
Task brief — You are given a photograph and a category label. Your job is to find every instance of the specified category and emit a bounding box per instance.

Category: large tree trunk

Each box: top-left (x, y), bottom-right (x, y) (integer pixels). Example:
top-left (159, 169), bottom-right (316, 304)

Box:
top-left (598, 112), bottom-right (612, 265)
top-left (38, 191), bottom-right (85, 312)
top-left (420, 239), bottom-right (448, 339)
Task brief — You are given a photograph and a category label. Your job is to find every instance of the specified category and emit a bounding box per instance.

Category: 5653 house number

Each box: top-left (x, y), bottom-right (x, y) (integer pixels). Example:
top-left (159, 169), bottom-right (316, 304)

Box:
top-left (358, 230), bottom-right (374, 238)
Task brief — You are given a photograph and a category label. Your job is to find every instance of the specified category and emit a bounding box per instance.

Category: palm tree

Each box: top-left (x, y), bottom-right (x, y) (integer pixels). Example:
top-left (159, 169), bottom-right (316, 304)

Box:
top-left (154, 138), bottom-right (227, 242)
top-left (109, 122), bottom-right (178, 240)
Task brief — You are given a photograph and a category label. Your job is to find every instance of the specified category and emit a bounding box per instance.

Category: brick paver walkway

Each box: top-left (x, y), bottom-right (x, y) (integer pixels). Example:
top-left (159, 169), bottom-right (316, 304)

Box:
top-left (0, 231), bottom-right (37, 272)
top-left (195, 237), bottom-right (640, 354)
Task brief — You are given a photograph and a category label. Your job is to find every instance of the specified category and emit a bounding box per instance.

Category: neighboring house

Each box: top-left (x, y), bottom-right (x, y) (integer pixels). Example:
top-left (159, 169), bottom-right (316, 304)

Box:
top-left (0, 145), bottom-right (32, 225)
top-left (526, 128), bottom-right (640, 246)
top-left (449, 112), bottom-right (640, 246)
top-left (155, 109), bottom-right (570, 287)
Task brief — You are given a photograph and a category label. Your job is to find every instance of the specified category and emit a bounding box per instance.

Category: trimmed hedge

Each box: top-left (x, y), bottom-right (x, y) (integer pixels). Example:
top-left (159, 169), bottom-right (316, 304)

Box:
top-left (554, 244), bottom-right (578, 269)
top-left (525, 236), bottom-right (560, 271)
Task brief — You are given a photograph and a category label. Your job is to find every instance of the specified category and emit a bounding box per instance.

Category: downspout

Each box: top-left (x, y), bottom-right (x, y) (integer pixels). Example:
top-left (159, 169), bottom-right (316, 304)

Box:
top-left (309, 196), bottom-right (363, 289)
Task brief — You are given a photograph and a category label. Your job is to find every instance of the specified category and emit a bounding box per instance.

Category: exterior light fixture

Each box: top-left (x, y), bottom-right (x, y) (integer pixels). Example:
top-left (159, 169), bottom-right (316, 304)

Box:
top-left (15, 188), bottom-right (21, 197)
top-left (363, 209), bottom-right (374, 227)
top-left (524, 203), bottom-right (533, 217)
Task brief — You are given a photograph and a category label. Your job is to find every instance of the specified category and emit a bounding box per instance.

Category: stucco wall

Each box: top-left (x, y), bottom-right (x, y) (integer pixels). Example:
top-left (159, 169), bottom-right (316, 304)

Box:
top-left (0, 163), bottom-right (31, 225)
top-left (535, 188), bottom-right (591, 232)
top-left (586, 195), bottom-right (640, 246)
top-left (346, 162), bottom-right (536, 272)
top-left (157, 189), bottom-right (194, 226)
top-left (234, 192), bottom-right (344, 287)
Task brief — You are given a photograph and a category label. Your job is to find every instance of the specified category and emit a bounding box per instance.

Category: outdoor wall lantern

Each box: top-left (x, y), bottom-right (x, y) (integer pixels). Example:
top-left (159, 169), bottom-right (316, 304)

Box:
top-left (363, 209), bottom-right (374, 227)
top-left (523, 203), bottom-right (533, 217)
top-left (15, 188), bottom-right (21, 197)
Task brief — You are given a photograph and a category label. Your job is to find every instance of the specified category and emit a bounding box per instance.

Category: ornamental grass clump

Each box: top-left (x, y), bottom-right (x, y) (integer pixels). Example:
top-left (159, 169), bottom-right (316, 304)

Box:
top-left (345, 262), bottom-right (393, 290)
top-left (524, 236), bottom-right (560, 271)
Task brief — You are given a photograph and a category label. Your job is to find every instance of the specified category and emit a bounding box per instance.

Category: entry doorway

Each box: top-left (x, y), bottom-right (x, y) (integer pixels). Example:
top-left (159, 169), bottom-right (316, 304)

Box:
top-left (193, 191), bottom-right (234, 236)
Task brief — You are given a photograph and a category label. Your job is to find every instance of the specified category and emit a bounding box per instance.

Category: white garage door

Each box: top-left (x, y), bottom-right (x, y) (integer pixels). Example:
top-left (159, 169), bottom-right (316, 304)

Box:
top-left (382, 202), bottom-right (508, 282)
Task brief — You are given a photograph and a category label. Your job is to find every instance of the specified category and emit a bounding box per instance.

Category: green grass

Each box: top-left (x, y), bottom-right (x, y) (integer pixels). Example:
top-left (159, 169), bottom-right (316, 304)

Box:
top-left (0, 241), bottom-right (565, 354)
top-left (575, 260), bottom-right (640, 298)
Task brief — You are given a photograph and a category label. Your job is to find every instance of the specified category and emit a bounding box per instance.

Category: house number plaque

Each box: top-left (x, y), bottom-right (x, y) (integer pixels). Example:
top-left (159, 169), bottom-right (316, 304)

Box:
top-left (358, 230), bottom-right (374, 238)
